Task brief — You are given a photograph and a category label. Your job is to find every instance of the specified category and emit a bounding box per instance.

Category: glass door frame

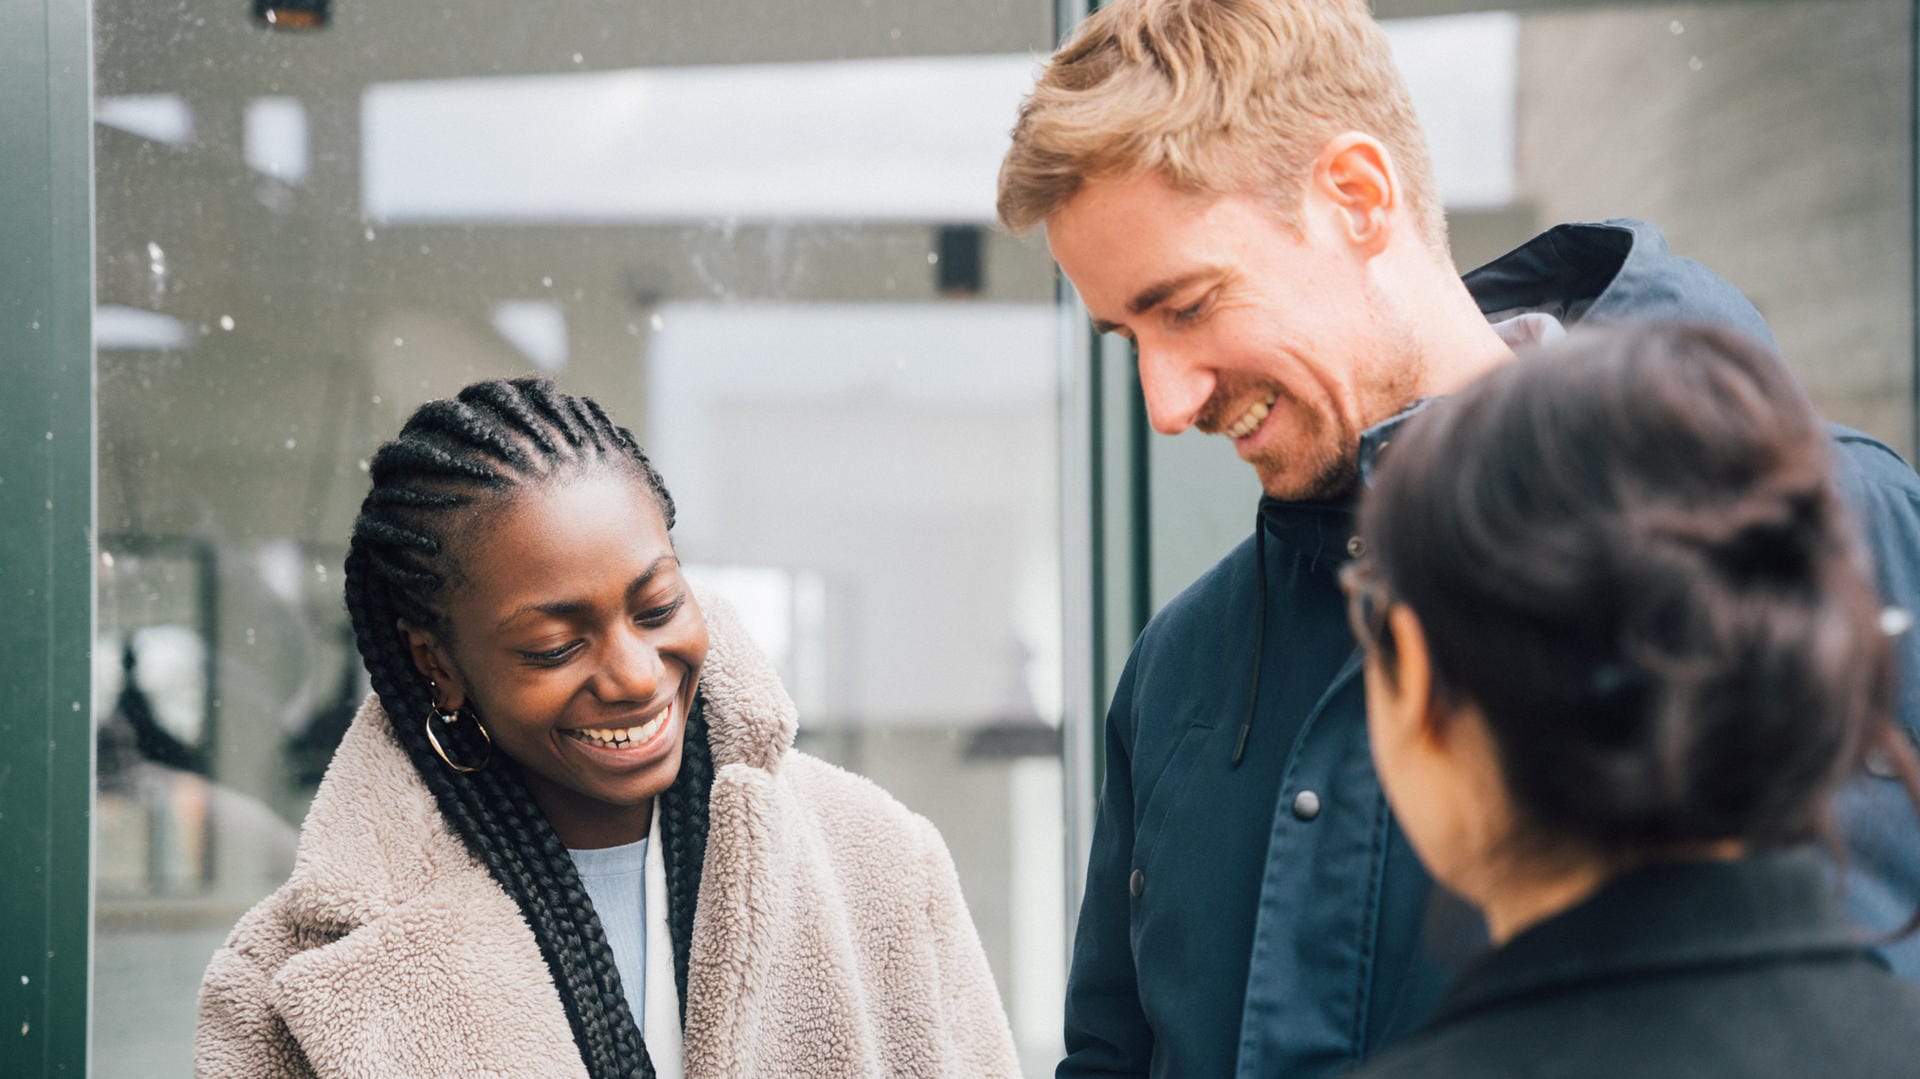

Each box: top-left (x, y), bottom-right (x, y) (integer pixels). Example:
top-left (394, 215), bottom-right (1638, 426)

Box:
top-left (1, 0), bottom-right (96, 1074)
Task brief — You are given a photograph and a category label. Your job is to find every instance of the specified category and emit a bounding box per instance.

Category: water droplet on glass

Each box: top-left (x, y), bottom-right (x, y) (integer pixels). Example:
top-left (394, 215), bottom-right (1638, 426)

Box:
top-left (29, 321), bottom-right (40, 331)
top-left (926, 252), bottom-right (939, 265)
top-left (1688, 55), bottom-right (1703, 71)
top-left (101, 551), bottom-right (115, 568)
top-left (358, 459), bottom-right (371, 472)
top-left (888, 26), bottom-right (902, 39)
top-left (371, 394), bottom-right (382, 405)
top-left (20, 1021), bottom-right (27, 1036)
top-left (650, 314), bottom-right (665, 331)
top-left (418, 244), bottom-right (431, 255)
top-left (393, 336), bottom-right (405, 347)
top-left (146, 243), bottom-right (170, 305)
top-left (44, 431), bottom-right (53, 441)
top-left (1670, 19), bottom-right (1684, 34)
top-left (364, 226), bottom-right (377, 241)
top-left (285, 438), bottom-right (297, 450)
top-left (19, 975), bottom-right (26, 985)
top-left (219, 315), bottom-right (235, 331)
top-left (541, 276), bottom-right (554, 288)
top-left (572, 52), bottom-right (584, 64)
top-left (246, 627), bottom-right (257, 645)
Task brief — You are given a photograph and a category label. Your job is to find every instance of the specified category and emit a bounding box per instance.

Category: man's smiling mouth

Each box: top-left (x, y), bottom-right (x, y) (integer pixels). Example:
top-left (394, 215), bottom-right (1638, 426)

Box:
top-left (1225, 393), bottom-right (1279, 440)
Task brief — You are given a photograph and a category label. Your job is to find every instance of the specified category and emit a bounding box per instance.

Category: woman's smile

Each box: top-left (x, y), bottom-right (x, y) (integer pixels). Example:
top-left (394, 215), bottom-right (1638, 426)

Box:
top-left (560, 695), bottom-right (680, 763)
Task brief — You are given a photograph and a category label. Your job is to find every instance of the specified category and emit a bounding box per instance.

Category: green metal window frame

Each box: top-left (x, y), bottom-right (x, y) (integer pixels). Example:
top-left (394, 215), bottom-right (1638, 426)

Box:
top-left (1, 0), bottom-right (95, 1073)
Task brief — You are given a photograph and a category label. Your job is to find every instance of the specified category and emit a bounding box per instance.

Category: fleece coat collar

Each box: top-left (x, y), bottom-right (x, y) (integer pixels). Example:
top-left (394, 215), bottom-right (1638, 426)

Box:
top-left (195, 593), bottom-right (1020, 1079)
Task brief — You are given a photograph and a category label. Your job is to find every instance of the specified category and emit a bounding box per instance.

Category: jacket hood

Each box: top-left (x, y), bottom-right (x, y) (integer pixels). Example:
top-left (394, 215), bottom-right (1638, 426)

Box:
top-left (1462, 218), bottom-right (1776, 349)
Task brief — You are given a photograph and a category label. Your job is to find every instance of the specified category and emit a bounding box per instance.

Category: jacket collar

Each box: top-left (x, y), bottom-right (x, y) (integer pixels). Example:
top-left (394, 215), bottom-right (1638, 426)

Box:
top-left (1256, 398), bottom-right (1436, 563)
top-left (693, 589), bottom-right (798, 772)
top-left (1434, 848), bottom-right (1871, 1027)
top-left (1461, 218), bottom-right (1777, 349)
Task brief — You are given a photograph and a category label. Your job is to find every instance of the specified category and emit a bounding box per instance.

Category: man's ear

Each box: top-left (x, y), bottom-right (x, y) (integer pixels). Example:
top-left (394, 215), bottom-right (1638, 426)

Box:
top-left (1313, 131), bottom-right (1397, 257)
top-left (396, 618), bottom-right (466, 710)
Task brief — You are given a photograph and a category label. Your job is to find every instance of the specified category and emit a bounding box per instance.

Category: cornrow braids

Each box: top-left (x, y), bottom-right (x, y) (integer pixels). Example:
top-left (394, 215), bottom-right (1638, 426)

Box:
top-left (659, 694), bottom-right (712, 1011)
top-left (343, 376), bottom-right (694, 1079)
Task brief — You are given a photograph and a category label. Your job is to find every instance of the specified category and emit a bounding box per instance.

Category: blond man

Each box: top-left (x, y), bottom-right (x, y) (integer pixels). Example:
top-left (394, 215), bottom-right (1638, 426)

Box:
top-left (1001, 2), bottom-right (1920, 1077)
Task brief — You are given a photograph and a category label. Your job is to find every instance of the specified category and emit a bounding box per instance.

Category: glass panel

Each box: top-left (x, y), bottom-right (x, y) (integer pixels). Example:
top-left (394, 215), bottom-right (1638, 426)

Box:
top-left (1146, 0), bottom-right (1914, 608)
top-left (1499, 0), bottom-right (1912, 452)
top-left (91, 1), bottom-right (1069, 1074)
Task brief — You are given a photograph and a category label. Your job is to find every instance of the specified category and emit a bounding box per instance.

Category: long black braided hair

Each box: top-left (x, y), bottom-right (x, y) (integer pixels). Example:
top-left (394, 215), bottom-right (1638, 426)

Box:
top-left (342, 377), bottom-right (711, 1079)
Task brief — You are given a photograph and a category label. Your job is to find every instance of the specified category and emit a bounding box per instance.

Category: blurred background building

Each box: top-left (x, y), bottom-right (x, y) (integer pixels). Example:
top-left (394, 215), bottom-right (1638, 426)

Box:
top-left (3, 0), bottom-right (1911, 1075)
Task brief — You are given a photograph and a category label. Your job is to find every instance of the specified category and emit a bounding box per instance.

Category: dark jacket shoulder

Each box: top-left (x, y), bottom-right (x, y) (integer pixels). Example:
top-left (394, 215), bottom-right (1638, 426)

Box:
top-left (1342, 852), bottom-right (1920, 1079)
top-left (1832, 424), bottom-right (1920, 504)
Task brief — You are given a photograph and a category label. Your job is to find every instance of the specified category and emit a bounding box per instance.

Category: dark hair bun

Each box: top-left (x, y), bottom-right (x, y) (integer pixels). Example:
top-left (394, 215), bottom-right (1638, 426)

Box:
top-left (1362, 322), bottom-right (1894, 852)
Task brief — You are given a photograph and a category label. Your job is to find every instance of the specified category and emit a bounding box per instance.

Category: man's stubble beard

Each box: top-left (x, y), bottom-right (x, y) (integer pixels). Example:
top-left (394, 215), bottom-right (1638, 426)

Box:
top-left (1251, 392), bottom-right (1360, 502)
top-left (1254, 323), bottom-right (1426, 503)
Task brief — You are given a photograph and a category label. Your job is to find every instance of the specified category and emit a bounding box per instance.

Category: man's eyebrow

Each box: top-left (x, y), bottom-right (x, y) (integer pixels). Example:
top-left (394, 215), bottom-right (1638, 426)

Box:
top-left (1126, 269), bottom-right (1219, 316)
top-left (496, 556), bottom-right (678, 630)
top-left (1088, 269), bottom-right (1221, 337)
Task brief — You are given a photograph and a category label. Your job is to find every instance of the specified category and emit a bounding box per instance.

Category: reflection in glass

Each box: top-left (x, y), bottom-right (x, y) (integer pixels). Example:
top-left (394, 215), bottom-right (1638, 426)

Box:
top-left (93, 0), bottom-right (1067, 1072)
top-left (89, 0), bottom-right (1911, 1074)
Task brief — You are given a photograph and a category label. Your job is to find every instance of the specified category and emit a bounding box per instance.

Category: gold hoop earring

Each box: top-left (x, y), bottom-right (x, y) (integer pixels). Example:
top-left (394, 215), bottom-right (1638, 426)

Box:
top-left (424, 691), bottom-right (493, 774)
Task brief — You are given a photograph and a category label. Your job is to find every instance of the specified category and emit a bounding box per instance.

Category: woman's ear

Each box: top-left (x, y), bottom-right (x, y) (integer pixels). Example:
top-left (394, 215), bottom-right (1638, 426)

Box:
top-left (1383, 605), bottom-right (1441, 743)
top-left (396, 618), bottom-right (466, 710)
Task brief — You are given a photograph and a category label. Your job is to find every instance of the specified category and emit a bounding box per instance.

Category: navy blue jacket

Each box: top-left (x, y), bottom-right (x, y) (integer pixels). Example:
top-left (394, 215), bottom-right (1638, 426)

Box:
top-left (1057, 220), bottom-right (1920, 1079)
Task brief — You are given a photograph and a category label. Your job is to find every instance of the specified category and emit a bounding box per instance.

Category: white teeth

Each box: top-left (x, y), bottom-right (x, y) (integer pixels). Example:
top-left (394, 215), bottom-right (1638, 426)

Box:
top-left (566, 702), bottom-right (671, 749)
top-left (1225, 394), bottom-right (1278, 440)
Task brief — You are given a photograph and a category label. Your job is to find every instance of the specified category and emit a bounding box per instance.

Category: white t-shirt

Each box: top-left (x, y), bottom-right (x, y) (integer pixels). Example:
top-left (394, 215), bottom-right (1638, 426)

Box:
top-left (567, 809), bottom-right (684, 1077)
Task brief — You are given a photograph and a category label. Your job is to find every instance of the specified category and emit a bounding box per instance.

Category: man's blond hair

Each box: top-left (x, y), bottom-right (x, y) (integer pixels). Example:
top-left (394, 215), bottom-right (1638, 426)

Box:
top-left (997, 0), bottom-right (1446, 250)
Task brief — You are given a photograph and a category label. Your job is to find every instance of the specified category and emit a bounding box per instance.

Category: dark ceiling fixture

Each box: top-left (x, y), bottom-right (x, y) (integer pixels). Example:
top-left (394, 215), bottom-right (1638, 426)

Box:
top-left (254, 0), bottom-right (329, 30)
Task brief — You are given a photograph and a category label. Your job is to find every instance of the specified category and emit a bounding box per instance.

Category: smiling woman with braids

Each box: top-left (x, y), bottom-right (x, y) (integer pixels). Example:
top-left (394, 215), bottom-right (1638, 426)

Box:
top-left (195, 378), bottom-right (1020, 1079)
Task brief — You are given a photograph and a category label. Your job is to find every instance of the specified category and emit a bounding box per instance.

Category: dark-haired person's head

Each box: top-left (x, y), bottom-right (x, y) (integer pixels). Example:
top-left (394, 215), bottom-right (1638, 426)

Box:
top-left (1345, 322), bottom-right (1912, 942)
top-left (344, 377), bottom-right (709, 1078)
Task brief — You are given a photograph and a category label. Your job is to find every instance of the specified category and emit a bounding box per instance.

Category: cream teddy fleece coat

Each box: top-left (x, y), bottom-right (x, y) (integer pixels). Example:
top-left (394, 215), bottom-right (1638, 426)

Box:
top-left (195, 597), bottom-right (1021, 1078)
